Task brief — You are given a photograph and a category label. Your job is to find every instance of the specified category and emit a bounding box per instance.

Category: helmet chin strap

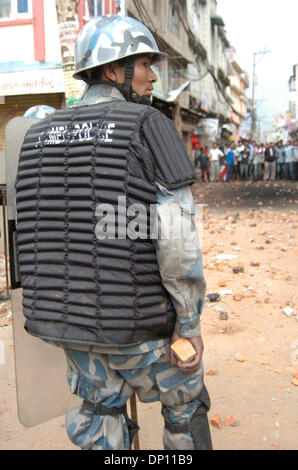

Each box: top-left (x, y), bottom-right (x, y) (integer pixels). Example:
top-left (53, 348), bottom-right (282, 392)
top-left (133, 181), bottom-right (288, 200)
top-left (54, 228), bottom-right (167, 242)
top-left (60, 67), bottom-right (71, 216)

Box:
top-left (120, 57), bottom-right (152, 106)
top-left (86, 57), bottom-right (153, 106)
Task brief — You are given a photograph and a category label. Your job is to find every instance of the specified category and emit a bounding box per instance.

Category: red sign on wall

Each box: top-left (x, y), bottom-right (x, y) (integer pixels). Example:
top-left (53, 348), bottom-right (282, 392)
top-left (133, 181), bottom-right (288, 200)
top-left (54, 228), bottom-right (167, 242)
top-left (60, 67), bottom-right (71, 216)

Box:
top-left (0, 70), bottom-right (65, 96)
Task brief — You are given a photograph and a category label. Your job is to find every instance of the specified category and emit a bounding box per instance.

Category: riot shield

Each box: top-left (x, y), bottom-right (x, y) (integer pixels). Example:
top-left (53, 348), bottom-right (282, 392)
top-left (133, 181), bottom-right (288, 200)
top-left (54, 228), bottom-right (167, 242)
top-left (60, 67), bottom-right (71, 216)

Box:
top-left (5, 117), bottom-right (80, 427)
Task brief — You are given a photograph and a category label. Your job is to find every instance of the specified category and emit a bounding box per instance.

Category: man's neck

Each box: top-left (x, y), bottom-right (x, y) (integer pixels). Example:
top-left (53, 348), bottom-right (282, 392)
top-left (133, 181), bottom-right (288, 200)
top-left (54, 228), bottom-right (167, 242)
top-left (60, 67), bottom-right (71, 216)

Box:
top-left (75, 83), bottom-right (126, 107)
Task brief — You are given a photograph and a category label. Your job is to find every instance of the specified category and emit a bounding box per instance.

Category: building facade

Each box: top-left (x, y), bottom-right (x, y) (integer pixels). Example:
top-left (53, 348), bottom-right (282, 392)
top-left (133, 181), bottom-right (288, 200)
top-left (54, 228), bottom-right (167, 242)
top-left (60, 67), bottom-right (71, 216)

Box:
top-left (0, 1), bottom-right (123, 181)
top-left (186, 0), bottom-right (237, 146)
top-left (127, 0), bottom-right (249, 151)
top-left (126, 0), bottom-right (195, 153)
top-left (226, 47), bottom-right (249, 140)
top-left (0, 0), bottom-right (251, 174)
top-left (187, 0), bottom-right (231, 118)
top-left (288, 64), bottom-right (298, 139)
top-left (0, 0), bottom-right (64, 173)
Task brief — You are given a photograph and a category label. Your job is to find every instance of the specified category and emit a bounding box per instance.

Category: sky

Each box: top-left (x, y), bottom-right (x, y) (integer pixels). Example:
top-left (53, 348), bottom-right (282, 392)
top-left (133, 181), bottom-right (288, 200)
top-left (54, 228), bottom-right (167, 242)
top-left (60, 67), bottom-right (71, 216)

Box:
top-left (217, 0), bottom-right (298, 131)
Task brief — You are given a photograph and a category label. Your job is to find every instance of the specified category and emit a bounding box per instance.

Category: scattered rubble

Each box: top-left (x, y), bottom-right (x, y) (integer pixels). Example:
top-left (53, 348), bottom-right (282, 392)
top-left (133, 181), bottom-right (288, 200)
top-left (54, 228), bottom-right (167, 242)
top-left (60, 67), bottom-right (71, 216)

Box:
top-left (233, 293), bottom-right (244, 302)
top-left (225, 416), bottom-right (240, 427)
top-left (206, 369), bottom-right (218, 376)
top-left (197, 182), bottom-right (297, 448)
top-left (210, 414), bottom-right (222, 429)
top-left (207, 293), bottom-right (221, 302)
top-left (292, 373), bottom-right (298, 386)
top-left (282, 307), bottom-right (294, 317)
top-left (1, 181), bottom-right (297, 450)
top-left (232, 265), bottom-right (244, 274)
top-left (219, 312), bottom-right (229, 321)
top-left (234, 354), bottom-right (247, 363)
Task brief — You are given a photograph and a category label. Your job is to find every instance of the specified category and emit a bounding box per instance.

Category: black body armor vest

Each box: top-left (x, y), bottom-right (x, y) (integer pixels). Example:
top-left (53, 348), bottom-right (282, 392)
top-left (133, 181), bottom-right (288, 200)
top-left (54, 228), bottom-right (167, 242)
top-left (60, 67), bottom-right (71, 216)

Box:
top-left (16, 100), bottom-right (196, 347)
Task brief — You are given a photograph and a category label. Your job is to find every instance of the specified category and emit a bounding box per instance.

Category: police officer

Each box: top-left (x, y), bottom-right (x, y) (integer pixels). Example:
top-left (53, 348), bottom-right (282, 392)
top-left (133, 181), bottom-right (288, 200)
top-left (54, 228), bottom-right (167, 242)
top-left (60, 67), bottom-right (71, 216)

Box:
top-left (16, 15), bottom-right (212, 450)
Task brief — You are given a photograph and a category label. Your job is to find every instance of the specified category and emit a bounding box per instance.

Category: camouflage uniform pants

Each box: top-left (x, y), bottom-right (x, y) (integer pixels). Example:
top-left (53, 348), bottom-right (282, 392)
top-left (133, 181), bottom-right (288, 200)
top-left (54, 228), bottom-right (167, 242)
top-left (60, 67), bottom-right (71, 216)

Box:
top-left (64, 347), bottom-right (212, 450)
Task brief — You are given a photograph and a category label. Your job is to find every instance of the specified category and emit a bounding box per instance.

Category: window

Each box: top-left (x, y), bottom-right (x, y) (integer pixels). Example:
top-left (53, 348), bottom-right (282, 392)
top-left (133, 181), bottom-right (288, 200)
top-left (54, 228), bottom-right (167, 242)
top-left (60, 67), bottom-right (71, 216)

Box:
top-left (17, 0), bottom-right (27, 13)
top-left (168, 0), bottom-right (180, 36)
top-left (0, 0), bottom-right (31, 20)
top-left (84, 0), bottom-right (103, 19)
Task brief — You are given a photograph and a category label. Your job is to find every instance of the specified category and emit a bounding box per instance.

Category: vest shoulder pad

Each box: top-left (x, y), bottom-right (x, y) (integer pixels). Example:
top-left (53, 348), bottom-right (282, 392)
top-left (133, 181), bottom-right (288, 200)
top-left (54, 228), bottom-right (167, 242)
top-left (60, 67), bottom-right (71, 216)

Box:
top-left (140, 108), bottom-right (196, 189)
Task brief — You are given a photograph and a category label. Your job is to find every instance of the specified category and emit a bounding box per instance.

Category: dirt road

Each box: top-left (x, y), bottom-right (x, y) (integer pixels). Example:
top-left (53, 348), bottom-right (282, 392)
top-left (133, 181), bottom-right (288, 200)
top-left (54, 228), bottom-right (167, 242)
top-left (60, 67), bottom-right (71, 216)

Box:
top-left (0, 181), bottom-right (297, 450)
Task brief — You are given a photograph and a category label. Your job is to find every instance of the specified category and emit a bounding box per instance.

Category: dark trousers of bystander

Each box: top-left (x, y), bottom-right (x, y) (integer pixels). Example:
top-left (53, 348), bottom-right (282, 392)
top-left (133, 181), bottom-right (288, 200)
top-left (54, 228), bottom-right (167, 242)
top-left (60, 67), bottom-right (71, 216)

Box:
top-left (226, 165), bottom-right (234, 182)
top-left (248, 163), bottom-right (254, 179)
top-left (253, 163), bottom-right (262, 180)
top-left (240, 163), bottom-right (249, 179)
top-left (286, 162), bottom-right (296, 181)
top-left (201, 168), bottom-right (208, 182)
top-left (276, 163), bottom-right (284, 179)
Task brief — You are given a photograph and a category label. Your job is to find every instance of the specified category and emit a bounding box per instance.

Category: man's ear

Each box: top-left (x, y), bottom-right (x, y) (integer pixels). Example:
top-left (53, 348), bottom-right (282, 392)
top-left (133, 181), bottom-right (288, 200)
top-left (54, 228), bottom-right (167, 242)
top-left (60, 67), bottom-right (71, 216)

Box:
top-left (102, 62), bottom-right (125, 83)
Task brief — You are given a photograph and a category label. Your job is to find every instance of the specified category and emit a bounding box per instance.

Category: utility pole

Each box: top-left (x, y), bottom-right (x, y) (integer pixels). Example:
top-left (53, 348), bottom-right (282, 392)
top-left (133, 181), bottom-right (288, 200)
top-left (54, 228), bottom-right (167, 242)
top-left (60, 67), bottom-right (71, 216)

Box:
top-left (251, 49), bottom-right (270, 141)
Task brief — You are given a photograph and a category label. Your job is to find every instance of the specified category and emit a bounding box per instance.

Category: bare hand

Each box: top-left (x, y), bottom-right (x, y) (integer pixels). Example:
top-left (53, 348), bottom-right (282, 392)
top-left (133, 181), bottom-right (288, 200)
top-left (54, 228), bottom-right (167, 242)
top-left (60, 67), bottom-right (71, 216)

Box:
top-left (170, 331), bottom-right (204, 375)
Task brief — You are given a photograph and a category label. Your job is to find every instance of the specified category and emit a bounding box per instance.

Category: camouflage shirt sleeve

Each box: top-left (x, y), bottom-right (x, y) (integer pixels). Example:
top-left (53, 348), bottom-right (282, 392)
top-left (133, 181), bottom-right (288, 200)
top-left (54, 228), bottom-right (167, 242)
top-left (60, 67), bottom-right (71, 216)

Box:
top-left (153, 183), bottom-right (206, 338)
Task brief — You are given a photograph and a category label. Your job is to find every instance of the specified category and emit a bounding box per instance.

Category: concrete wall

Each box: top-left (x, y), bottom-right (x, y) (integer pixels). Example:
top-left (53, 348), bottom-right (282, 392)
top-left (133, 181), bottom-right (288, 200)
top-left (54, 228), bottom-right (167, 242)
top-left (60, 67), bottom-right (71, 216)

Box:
top-left (0, 24), bottom-right (34, 62)
top-left (0, 206), bottom-right (5, 252)
top-left (295, 65), bottom-right (298, 120)
top-left (0, 1), bottom-right (61, 65)
top-left (44, 0), bottom-right (62, 63)
top-left (0, 150), bottom-right (5, 185)
top-left (127, 0), bottom-right (190, 60)
top-left (187, 0), bottom-right (230, 118)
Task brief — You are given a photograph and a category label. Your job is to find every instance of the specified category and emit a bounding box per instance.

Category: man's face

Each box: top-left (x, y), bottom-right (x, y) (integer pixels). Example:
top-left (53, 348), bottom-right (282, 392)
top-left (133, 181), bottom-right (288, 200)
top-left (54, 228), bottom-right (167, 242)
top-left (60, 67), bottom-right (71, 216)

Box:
top-left (131, 55), bottom-right (157, 97)
top-left (102, 54), bottom-right (157, 98)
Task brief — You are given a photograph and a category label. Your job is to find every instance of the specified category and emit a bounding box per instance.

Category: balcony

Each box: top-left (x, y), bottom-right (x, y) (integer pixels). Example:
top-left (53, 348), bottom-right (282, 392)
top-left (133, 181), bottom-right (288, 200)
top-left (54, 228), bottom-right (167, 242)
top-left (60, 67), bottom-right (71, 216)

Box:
top-left (211, 15), bottom-right (225, 27)
top-left (218, 68), bottom-right (230, 87)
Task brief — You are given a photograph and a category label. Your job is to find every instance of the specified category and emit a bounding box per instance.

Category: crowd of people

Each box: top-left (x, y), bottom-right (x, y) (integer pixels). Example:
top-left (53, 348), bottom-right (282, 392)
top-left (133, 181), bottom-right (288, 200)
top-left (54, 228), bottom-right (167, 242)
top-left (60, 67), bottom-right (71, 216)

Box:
top-left (194, 140), bottom-right (298, 183)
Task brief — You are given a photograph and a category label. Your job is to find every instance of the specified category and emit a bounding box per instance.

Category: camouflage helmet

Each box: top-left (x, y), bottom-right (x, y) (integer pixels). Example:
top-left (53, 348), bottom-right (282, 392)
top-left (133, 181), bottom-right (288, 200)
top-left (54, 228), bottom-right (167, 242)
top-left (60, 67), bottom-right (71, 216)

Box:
top-left (73, 15), bottom-right (167, 81)
top-left (24, 105), bottom-right (56, 119)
